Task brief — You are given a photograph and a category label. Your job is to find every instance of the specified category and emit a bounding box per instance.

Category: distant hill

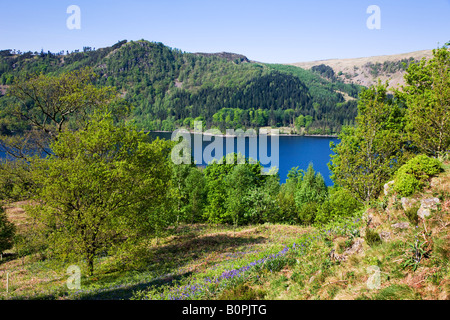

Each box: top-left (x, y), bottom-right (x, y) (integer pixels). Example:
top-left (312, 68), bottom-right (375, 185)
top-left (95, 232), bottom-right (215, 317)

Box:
top-left (288, 49), bottom-right (434, 88)
top-left (0, 40), bottom-right (362, 135)
top-left (193, 52), bottom-right (250, 63)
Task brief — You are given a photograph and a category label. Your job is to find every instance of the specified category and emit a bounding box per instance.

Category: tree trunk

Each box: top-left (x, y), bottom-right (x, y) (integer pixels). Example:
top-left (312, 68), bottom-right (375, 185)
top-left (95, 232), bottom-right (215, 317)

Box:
top-left (87, 251), bottom-right (95, 276)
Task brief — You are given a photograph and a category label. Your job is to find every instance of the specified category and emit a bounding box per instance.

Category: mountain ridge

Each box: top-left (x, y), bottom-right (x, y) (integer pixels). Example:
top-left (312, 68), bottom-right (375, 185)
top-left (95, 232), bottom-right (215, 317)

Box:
top-left (288, 49), bottom-right (434, 88)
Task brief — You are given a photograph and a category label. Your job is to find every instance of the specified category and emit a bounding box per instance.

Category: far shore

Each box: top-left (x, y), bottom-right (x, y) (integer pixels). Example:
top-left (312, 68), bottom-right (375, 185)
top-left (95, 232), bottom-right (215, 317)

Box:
top-left (146, 129), bottom-right (338, 138)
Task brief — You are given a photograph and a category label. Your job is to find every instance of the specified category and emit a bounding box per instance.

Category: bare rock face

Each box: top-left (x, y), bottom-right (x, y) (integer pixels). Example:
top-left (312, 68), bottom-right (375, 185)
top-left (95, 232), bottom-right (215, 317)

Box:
top-left (384, 180), bottom-right (395, 196)
top-left (401, 197), bottom-right (418, 211)
top-left (418, 197), bottom-right (440, 219)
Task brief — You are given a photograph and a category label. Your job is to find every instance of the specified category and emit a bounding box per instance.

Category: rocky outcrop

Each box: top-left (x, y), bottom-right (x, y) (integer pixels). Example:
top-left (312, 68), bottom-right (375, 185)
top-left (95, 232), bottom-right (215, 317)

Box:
top-left (344, 239), bottom-right (364, 255)
top-left (392, 222), bottom-right (410, 229)
top-left (330, 238), bottom-right (364, 262)
top-left (379, 231), bottom-right (391, 241)
top-left (401, 197), bottom-right (418, 211)
top-left (418, 197), bottom-right (440, 219)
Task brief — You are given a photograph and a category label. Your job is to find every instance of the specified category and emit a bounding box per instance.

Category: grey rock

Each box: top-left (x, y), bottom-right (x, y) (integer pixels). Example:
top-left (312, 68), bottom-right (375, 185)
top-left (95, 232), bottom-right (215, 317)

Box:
top-left (330, 239), bottom-right (365, 262)
top-left (401, 197), bottom-right (418, 211)
top-left (343, 239), bottom-right (364, 255)
top-left (418, 208), bottom-right (430, 219)
top-left (418, 197), bottom-right (440, 219)
top-left (384, 180), bottom-right (395, 196)
top-left (430, 177), bottom-right (440, 188)
top-left (391, 222), bottom-right (410, 229)
top-left (421, 197), bottom-right (440, 209)
top-left (379, 231), bottom-right (391, 240)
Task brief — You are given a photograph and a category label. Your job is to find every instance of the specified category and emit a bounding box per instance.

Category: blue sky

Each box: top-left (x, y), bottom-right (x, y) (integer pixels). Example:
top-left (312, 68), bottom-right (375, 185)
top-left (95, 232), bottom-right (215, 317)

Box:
top-left (1, 0), bottom-right (449, 63)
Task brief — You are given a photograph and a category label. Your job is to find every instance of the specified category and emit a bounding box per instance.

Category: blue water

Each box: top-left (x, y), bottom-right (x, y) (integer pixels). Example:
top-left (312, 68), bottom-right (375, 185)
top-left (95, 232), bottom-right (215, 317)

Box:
top-left (0, 133), bottom-right (339, 186)
top-left (276, 135), bottom-right (338, 185)
top-left (149, 132), bottom-right (338, 186)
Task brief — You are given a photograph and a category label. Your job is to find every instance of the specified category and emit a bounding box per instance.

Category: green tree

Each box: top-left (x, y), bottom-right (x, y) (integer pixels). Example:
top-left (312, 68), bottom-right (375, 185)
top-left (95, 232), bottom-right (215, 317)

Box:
top-left (315, 188), bottom-right (362, 224)
top-left (225, 164), bottom-right (257, 227)
top-left (0, 206), bottom-right (15, 257)
top-left (285, 109), bottom-right (295, 127)
top-left (295, 164), bottom-right (328, 208)
top-left (304, 115), bottom-right (313, 129)
top-left (171, 163), bottom-right (195, 225)
top-left (170, 163), bottom-right (206, 225)
top-left (246, 173), bottom-right (280, 224)
top-left (295, 115), bottom-right (305, 133)
top-left (277, 167), bottom-right (303, 224)
top-left (294, 164), bottom-right (328, 224)
top-left (330, 82), bottom-right (409, 203)
top-left (0, 159), bottom-right (34, 201)
top-left (203, 153), bottom-right (264, 224)
top-left (1, 67), bottom-right (126, 159)
top-left (400, 45), bottom-right (450, 157)
top-left (29, 112), bottom-right (173, 276)
top-left (184, 168), bottom-right (206, 223)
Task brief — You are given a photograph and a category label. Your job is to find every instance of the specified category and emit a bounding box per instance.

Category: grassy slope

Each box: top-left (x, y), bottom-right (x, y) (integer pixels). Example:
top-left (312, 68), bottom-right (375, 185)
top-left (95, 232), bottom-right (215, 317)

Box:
top-left (1, 162), bottom-right (449, 300)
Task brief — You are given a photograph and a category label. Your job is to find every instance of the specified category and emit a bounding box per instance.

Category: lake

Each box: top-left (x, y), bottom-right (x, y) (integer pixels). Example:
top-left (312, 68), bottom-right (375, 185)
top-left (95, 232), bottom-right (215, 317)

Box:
top-left (149, 132), bottom-right (339, 186)
top-left (0, 132), bottom-right (339, 186)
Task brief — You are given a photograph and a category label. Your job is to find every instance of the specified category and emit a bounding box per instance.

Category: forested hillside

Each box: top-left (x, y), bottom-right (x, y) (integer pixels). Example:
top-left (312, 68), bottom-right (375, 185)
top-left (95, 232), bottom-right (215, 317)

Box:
top-left (0, 40), bottom-right (362, 135)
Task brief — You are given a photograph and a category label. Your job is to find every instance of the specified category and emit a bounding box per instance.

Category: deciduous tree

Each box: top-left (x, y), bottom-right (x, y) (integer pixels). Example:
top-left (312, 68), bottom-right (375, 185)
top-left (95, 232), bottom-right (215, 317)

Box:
top-left (29, 112), bottom-right (173, 276)
top-left (399, 45), bottom-right (450, 157)
top-left (330, 82), bottom-right (410, 203)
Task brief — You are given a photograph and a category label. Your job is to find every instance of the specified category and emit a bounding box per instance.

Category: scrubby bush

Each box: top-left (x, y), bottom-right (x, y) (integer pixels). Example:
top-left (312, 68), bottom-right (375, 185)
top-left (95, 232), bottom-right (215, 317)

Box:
top-left (404, 206), bottom-right (419, 226)
top-left (315, 188), bottom-right (362, 224)
top-left (294, 164), bottom-right (327, 225)
top-left (276, 184), bottom-right (298, 224)
top-left (365, 228), bottom-right (382, 247)
top-left (393, 154), bottom-right (442, 196)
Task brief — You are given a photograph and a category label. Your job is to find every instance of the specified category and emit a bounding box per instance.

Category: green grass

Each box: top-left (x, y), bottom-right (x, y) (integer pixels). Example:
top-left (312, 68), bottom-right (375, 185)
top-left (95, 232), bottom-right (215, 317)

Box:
top-left (372, 284), bottom-right (421, 300)
top-left (2, 189), bottom-right (449, 301)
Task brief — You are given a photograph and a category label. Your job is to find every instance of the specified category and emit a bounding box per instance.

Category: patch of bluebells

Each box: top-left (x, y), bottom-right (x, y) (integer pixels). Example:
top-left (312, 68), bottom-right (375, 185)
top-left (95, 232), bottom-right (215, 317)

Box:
top-left (138, 239), bottom-right (317, 300)
top-left (134, 219), bottom-right (364, 300)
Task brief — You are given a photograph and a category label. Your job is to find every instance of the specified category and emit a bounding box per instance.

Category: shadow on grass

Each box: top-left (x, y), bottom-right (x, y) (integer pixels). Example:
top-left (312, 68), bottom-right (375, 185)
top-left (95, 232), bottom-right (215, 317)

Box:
top-left (75, 271), bottom-right (195, 300)
top-left (7, 228), bottom-right (267, 300)
top-left (0, 253), bottom-right (16, 266)
top-left (79, 233), bottom-right (267, 300)
top-left (151, 233), bottom-right (267, 268)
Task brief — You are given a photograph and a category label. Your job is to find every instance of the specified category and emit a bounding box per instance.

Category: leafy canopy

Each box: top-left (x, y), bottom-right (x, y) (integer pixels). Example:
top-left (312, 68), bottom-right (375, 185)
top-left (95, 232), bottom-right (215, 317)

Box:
top-left (29, 112), bottom-right (173, 275)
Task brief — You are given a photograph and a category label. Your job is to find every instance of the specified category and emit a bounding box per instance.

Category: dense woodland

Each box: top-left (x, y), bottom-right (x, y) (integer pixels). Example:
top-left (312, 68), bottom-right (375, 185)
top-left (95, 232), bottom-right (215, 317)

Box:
top-left (0, 40), bottom-right (361, 135)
